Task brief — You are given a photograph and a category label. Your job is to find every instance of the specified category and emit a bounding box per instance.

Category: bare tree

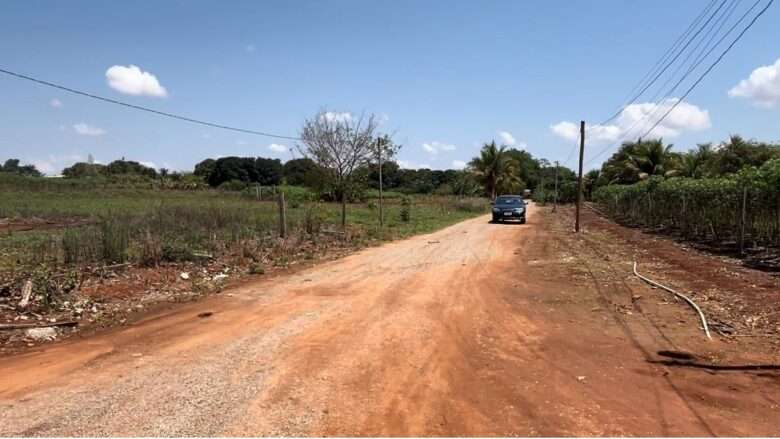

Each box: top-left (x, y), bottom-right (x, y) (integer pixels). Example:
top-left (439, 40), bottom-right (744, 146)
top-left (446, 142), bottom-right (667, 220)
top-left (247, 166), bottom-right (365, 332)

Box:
top-left (298, 110), bottom-right (380, 229)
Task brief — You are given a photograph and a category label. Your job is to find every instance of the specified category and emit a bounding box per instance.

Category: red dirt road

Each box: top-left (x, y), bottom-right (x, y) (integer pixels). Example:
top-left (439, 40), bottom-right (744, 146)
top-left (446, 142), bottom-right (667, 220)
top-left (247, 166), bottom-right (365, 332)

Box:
top-left (1, 206), bottom-right (778, 436)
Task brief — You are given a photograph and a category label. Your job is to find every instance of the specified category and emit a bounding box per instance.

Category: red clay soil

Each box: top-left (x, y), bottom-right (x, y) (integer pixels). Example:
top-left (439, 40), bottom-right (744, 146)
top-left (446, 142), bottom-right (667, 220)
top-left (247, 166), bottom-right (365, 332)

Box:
top-left (0, 205), bottom-right (778, 436)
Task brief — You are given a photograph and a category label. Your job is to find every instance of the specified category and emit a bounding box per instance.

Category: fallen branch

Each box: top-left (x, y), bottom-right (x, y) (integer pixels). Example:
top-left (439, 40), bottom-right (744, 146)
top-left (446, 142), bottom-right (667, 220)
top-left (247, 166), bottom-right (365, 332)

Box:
top-left (0, 320), bottom-right (78, 331)
top-left (633, 261), bottom-right (712, 340)
top-left (97, 262), bottom-right (133, 271)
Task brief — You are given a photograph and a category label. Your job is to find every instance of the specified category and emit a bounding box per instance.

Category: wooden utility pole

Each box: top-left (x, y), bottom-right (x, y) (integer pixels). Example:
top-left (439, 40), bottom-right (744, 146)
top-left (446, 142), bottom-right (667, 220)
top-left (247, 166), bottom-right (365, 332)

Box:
top-left (278, 191), bottom-right (287, 238)
top-left (377, 137), bottom-right (384, 227)
top-left (553, 160), bottom-right (559, 212)
top-left (575, 121), bottom-right (585, 233)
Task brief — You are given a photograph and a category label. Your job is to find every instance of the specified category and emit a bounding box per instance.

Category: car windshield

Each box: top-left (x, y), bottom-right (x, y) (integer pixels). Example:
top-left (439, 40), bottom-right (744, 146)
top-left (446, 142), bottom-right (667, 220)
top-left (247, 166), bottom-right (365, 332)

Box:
top-left (495, 197), bottom-right (523, 205)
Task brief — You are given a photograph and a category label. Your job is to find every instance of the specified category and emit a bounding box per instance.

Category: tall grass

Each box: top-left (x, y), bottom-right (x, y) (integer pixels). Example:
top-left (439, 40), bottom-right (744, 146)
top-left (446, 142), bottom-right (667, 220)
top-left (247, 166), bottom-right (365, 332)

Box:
top-left (1, 186), bottom-right (487, 270)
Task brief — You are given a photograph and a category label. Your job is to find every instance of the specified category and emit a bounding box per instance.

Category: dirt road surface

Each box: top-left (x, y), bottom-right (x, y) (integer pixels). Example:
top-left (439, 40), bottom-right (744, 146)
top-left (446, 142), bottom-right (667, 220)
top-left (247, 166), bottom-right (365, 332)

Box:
top-left (1, 205), bottom-right (778, 436)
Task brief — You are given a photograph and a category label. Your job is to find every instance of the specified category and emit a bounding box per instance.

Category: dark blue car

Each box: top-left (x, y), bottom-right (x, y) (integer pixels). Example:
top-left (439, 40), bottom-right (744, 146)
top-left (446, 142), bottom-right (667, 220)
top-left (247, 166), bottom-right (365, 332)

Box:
top-left (491, 195), bottom-right (527, 224)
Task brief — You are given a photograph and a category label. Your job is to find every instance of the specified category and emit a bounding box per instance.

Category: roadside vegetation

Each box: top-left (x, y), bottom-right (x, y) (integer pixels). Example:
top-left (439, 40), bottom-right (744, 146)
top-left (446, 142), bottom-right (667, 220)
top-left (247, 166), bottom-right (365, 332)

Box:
top-left (590, 136), bottom-right (780, 269)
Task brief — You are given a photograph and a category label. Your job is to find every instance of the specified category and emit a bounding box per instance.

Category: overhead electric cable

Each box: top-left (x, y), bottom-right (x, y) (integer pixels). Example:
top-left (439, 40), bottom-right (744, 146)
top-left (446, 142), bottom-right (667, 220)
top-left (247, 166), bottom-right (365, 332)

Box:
top-left (637, 0), bottom-right (774, 140)
top-left (584, 0), bottom-right (772, 167)
top-left (597, 0), bottom-right (726, 125)
top-left (0, 67), bottom-right (302, 141)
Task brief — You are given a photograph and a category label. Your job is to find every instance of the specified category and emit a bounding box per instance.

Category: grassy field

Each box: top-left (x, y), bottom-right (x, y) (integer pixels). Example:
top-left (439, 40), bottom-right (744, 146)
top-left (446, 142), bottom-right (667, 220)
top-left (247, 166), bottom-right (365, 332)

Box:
top-left (0, 185), bottom-right (487, 275)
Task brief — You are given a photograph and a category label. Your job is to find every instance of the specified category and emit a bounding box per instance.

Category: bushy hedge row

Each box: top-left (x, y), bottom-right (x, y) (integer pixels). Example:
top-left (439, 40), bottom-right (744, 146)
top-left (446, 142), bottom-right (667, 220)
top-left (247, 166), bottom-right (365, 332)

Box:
top-left (593, 159), bottom-right (780, 249)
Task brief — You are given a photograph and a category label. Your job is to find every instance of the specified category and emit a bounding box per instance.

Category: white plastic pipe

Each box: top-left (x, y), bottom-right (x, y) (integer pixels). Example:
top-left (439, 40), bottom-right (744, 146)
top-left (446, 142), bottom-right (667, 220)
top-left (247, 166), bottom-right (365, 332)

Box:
top-left (633, 261), bottom-right (712, 340)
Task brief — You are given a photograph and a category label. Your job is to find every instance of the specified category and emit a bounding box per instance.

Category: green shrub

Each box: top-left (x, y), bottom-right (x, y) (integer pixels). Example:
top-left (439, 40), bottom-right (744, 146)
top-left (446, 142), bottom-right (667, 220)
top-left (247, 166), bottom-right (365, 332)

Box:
top-left (303, 203), bottom-right (327, 235)
top-left (219, 180), bottom-right (248, 192)
top-left (593, 168), bottom-right (780, 249)
top-left (161, 243), bottom-right (195, 262)
top-left (400, 197), bottom-right (412, 222)
top-left (100, 218), bottom-right (130, 263)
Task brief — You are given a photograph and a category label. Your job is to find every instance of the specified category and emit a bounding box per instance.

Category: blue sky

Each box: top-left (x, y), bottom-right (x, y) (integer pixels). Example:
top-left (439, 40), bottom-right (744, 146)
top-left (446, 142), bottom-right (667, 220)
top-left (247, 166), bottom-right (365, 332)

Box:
top-left (1, 0), bottom-right (779, 175)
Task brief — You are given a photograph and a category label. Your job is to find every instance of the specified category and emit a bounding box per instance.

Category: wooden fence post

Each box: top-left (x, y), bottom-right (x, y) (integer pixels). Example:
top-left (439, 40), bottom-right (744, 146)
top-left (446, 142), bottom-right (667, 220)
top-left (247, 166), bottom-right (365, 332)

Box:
top-left (278, 191), bottom-right (287, 239)
top-left (739, 185), bottom-right (748, 256)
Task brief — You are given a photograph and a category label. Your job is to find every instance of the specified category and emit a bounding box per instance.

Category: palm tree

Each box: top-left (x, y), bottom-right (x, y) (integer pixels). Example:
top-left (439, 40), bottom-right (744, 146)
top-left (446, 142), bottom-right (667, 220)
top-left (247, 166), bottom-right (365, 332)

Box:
top-left (623, 139), bottom-right (678, 180)
top-left (679, 143), bottom-right (713, 178)
top-left (468, 141), bottom-right (522, 198)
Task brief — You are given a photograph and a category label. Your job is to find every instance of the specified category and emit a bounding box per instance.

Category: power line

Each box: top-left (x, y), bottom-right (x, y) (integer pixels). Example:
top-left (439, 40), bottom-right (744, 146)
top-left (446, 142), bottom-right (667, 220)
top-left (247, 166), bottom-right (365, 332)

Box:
top-left (638, 0), bottom-right (774, 140)
top-left (0, 67), bottom-right (302, 141)
top-left (646, 0), bottom-right (742, 107)
top-left (618, 0), bottom-right (749, 145)
top-left (585, 0), bottom-right (771, 167)
top-left (562, 131), bottom-right (580, 167)
top-left (597, 0), bottom-right (726, 126)
top-left (604, 0), bottom-right (718, 125)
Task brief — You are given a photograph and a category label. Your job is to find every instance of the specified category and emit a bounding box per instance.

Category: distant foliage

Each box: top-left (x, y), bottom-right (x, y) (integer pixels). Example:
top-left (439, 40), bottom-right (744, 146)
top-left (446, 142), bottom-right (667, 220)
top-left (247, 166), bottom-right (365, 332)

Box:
top-left (1, 159), bottom-right (41, 177)
top-left (204, 156), bottom-right (283, 187)
top-left (593, 159), bottom-right (780, 250)
top-left (106, 160), bottom-right (157, 178)
top-left (468, 141), bottom-right (524, 198)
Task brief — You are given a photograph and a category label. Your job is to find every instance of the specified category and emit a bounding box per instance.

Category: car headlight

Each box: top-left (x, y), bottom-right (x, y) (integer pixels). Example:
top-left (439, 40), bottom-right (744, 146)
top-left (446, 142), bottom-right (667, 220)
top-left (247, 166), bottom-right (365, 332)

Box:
top-left (514, 207), bottom-right (525, 213)
top-left (492, 207), bottom-right (500, 213)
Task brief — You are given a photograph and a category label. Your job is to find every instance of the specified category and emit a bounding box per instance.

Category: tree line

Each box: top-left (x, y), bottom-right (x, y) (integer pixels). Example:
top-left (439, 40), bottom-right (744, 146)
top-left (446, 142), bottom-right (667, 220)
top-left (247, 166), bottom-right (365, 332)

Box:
top-left (4, 109), bottom-right (584, 204)
top-left (590, 135), bottom-right (780, 189)
top-left (591, 135), bottom-right (780, 257)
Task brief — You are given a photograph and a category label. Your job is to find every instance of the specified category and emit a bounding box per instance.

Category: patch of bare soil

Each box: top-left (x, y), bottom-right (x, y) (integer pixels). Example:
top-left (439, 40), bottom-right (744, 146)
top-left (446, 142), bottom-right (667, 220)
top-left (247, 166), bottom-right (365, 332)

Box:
top-left (0, 204), bottom-right (778, 436)
top-left (578, 203), bottom-right (780, 348)
top-left (0, 235), bottom-right (357, 354)
top-left (0, 217), bottom-right (94, 232)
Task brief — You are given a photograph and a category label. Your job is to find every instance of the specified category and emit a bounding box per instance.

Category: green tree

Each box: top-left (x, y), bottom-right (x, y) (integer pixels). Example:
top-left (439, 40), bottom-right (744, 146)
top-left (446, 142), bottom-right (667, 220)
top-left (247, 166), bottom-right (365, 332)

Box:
top-left (624, 140), bottom-right (678, 180)
top-left (283, 157), bottom-right (322, 187)
top-left (678, 143), bottom-right (714, 178)
top-left (468, 141), bottom-right (522, 199)
top-left (599, 140), bottom-right (677, 184)
top-left (254, 157), bottom-right (283, 186)
top-left (106, 160), bottom-right (157, 178)
top-left (193, 158), bottom-right (216, 180)
top-left (1, 159), bottom-right (42, 177)
top-left (711, 135), bottom-right (780, 175)
top-left (62, 162), bottom-right (106, 178)
top-left (207, 157), bottom-right (251, 186)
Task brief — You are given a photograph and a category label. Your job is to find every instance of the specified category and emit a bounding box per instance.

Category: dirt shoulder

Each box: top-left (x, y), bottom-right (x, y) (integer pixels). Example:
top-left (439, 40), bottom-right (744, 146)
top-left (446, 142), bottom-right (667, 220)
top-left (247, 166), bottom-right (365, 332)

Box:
top-left (0, 204), bottom-right (778, 436)
top-left (575, 203), bottom-right (780, 361)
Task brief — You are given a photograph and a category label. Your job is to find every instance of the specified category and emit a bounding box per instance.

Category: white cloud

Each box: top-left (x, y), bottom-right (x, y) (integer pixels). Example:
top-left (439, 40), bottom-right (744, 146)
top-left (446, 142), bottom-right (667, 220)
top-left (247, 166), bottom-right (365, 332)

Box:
top-left (421, 141), bottom-right (456, 155)
top-left (268, 143), bottom-right (287, 152)
top-left (73, 123), bottom-right (106, 136)
top-left (728, 57), bottom-right (780, 108)
top-left (245, 44), bottom-right (256, 53)
top-left (140, 161), bottom-right (157, 169)
top-left (30, 154), bottom-right (84, 176)
top-left (321, 111), bottom-right (353, 123)
top-left (49, 98), bottom-right (63, 108)
top-left (498, 131), bottom-right (516, 146)
top-left (397, 159), bottom-right (432, 170)
top-left (106, 65), bottom-right (168, 98)
top-left (550, 98), bottom-right (710, 144)
top-left (498, 131), bottom-right (528, 149)
top-left (451, 160), bottom-right (467, 169)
